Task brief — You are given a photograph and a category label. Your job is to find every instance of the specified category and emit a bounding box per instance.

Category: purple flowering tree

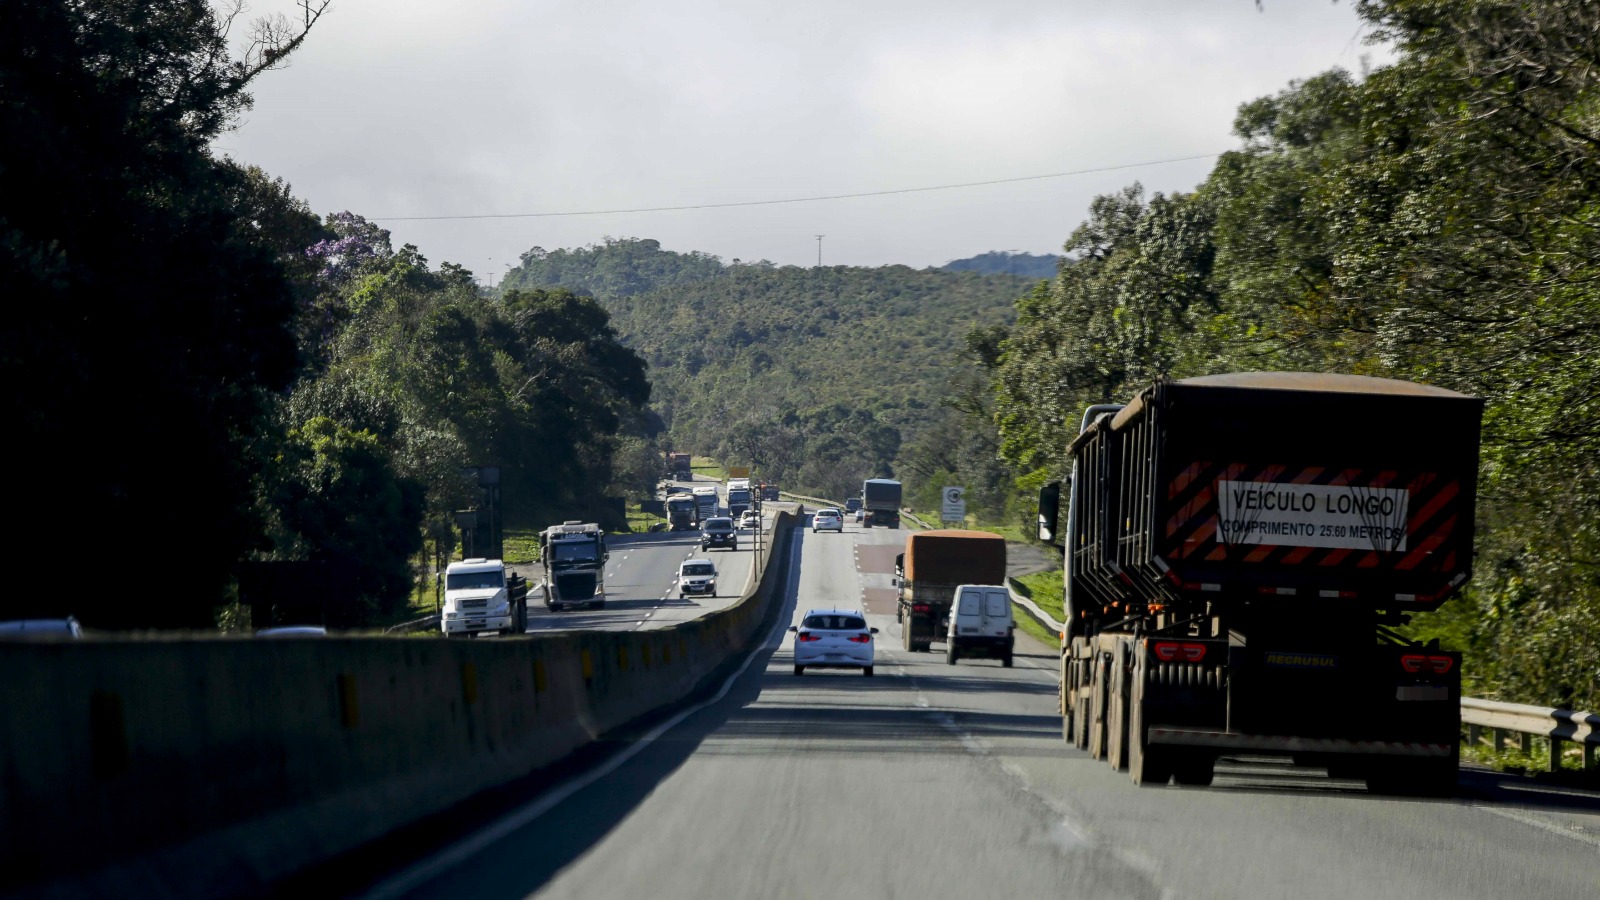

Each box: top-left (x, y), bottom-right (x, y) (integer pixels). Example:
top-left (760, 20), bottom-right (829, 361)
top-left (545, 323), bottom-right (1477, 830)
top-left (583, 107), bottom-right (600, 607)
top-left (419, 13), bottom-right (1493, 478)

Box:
top-left (305, 211), bottom-right (393, 282)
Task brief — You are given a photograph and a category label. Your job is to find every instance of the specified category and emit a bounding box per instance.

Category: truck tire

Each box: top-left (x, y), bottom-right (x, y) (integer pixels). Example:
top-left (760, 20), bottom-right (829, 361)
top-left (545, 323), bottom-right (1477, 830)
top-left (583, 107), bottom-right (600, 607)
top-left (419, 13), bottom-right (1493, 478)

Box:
top-left (1129, 658), bottom-right (1172, 786)
top-left (1171, 752), bottom-right (1215, 787)
top-left (863, 666), bottom-right (873, 677)
top-left (1106, 645), bottom-right (1130, 772)
top-left (1087, 653), bottom-right (1109, 761)
top-left (794, 665), bottom-right (805, 676)
top-left (1366, 758), bottom-right (1456, 797)
top-left (1002, 652), bottom-right (1014, 668)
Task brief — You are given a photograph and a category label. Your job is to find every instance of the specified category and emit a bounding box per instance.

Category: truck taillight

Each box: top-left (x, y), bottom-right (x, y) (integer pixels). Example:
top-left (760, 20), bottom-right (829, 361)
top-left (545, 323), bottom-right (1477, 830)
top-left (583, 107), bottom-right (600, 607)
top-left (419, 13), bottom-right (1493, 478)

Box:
top-left (1152, 641), bottom-right (1207, 662)
top-left (913, 604), bottom-right (929, 614)
top-left (1400, 653), bottom-right (1454, 674)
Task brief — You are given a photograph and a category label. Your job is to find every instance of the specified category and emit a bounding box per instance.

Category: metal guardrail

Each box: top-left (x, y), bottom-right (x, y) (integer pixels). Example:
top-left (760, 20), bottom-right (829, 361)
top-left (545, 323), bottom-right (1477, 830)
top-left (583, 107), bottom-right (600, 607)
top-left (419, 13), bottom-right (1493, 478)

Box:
top-left (383, 614), bottom-right (440, 635)
top-left (1005, 578), bottom-right (1065, 637)
top-left (1462, 697), bottom-right (1598, 772)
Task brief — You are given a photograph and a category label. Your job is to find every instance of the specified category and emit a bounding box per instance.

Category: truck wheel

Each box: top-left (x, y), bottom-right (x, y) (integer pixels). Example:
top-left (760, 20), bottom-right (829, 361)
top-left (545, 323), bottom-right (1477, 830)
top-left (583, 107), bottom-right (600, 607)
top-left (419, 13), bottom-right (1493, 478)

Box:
top-left (1171, 752), bottom-right (1215, 787)
top-left (1087, 653), bottom-right (1110, 761)
top-left (1002, 652), bottom-right (1014, 668)
top-left (946, 643), bottom-right (959, 665)
top-left (1366, 759), bottom-right (1456, 796)
top-left (863, 666), bottom-right (873, 677)
top-left (1129, 662), bottom-right (1171, 785)
top-left (794, 665), bottom-right (805, 676)
top-left (1106, 648), bottom-right (1129, 772)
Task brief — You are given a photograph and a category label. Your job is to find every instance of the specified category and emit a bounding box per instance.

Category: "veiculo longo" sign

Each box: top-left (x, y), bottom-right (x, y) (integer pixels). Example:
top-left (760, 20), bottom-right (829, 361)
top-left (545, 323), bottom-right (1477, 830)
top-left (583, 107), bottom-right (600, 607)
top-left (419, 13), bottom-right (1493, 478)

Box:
top-left (1216, 480), bottom-right (1410, 551)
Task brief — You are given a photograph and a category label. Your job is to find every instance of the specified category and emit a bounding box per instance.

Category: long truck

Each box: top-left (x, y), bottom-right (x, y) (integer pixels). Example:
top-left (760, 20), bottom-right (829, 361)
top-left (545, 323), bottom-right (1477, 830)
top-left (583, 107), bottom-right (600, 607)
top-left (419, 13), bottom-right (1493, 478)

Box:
top-left (665, 494), bottom-right (699, 531)
top-left (862, 478), bottom-right (902, 528)
top-left (692, 485), bottom-right (719, 521)
top-left (894, 530), bottom-right (1007, 652)
top-left (1039, 373), bottom-right (1482, 793)
top-left (667, 452), bottom-right (692, 481)
top-left (539, 521), bottom-right (609, 611)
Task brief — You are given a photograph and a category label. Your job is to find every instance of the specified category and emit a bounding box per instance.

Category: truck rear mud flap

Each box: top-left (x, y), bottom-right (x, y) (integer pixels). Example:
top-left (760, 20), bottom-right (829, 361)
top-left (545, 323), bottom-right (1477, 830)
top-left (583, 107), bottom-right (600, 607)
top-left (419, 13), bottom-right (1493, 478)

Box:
top-left (1147, 728), bottom-right (1454, 758)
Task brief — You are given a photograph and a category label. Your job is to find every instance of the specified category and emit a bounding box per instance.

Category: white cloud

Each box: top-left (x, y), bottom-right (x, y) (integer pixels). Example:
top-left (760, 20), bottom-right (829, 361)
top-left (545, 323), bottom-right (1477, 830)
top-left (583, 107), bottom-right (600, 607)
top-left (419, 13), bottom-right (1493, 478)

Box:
top-left (225, 0), bottom-right (1391, 272)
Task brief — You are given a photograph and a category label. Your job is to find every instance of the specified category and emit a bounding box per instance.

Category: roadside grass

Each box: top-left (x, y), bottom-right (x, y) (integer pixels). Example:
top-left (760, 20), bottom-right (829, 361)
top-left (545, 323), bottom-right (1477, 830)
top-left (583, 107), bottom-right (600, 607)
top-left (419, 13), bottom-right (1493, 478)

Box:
top-left (1461, 738), bottom-right (1599, 780)
top-left (624, 508), bottom-right (666, 533)
top-left (690, 456), bottom-right (727, 480)
top-left (1011, 604), bottom-right (1057, 645)
top-left (503, 528), bottom-right (541, 565)
top-left (1012, 569), bottom-right (1065, 622)
top-left (900, 510), bottom-right (1027, 543)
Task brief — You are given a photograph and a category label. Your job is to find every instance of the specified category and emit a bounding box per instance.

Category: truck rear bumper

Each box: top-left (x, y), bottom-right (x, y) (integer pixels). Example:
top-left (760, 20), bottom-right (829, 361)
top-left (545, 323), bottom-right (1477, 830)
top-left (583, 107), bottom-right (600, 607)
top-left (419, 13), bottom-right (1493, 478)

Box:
top-left (1147, 727), bottom-right (1453, 758)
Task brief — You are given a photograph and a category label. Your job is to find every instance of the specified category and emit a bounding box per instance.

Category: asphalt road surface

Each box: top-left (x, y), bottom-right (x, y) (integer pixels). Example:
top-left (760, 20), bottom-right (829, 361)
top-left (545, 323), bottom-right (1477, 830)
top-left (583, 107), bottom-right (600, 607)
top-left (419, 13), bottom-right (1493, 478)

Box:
top-left (522, 476), bottom-right (786, 634)
top-left (365, 515), bottom-right (1600, 899)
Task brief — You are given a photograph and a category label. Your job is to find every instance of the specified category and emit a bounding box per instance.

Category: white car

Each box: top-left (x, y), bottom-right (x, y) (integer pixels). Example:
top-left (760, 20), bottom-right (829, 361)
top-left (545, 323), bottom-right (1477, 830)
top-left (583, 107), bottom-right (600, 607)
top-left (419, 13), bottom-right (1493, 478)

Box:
top-left (738, 510), bottom-right (759, 530)
top-left (812, 508), bottom-right (844, 533)
top-left (790, 608), bottom-right (876, 676)
top-left (679, 559), bottom-right (718, 599)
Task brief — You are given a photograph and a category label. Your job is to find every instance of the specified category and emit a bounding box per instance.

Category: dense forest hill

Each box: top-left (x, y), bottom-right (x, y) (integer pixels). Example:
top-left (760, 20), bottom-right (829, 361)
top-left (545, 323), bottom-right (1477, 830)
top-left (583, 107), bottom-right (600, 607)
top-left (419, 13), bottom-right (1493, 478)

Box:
top-left (942, 251), bottom-right (1060, 279)
top-left (500, 240), bottom-right (1030, 498)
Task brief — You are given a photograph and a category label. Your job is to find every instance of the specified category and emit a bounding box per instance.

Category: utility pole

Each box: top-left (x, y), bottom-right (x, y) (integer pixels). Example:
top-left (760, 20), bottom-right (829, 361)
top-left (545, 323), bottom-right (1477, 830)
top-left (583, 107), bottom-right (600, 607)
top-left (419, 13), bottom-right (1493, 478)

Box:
top-left (815, 235), bottom-right (824, 268)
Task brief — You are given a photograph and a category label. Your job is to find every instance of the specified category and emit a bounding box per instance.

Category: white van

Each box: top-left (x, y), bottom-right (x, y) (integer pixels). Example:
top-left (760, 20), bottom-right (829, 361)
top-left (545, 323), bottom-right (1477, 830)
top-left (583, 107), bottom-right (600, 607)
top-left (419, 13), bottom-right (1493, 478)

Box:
top-left (945, 584), bottom-right (1013, 667)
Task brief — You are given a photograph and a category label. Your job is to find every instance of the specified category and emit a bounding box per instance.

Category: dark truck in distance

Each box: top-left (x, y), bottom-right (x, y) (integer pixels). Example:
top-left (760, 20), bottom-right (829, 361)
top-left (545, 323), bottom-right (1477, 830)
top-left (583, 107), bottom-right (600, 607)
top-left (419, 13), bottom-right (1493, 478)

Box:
top-left (666, 451), bottom-right (693, 481)
top-left (895, 530), bottom-right (1007, 652)
top-left (862, 478), bottom-right (902, 528)
top-left (1041, 373), bottom-right (1483, 794)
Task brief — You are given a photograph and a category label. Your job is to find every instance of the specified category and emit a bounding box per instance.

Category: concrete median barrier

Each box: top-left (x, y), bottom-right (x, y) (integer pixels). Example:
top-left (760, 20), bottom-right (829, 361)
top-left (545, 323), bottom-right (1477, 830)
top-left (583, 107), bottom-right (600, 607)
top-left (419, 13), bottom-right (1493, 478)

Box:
top-left (0, 510), bottom-right (797, 898)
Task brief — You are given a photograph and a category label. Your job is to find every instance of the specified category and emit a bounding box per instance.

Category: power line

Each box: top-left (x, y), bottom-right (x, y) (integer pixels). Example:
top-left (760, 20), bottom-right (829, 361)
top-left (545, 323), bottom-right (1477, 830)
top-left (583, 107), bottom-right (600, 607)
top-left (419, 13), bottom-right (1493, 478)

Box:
top-left (369, 152), bottom-right (1225, 222)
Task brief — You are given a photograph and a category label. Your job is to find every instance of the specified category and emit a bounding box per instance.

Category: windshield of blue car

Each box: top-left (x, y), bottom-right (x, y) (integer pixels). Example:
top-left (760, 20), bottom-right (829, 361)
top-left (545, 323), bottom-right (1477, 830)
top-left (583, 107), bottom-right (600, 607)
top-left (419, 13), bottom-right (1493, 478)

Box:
top-left (447, 571), bottom-right (504, 590)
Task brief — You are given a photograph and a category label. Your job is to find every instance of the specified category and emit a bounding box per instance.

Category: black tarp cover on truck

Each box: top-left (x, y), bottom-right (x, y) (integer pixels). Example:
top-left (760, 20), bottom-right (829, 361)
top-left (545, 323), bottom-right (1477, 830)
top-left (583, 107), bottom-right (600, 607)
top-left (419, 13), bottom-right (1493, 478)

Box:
top-left (1069, 373), bottom-right (1483, 615)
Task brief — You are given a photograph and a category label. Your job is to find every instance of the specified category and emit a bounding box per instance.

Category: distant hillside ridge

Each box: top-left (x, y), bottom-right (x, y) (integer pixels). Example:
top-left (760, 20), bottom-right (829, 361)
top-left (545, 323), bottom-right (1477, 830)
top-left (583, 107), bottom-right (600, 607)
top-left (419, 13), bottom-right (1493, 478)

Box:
top-left (942, 251), bottom-right (1060, 279)
top-left (500, 238), bottom-right (1030, 498)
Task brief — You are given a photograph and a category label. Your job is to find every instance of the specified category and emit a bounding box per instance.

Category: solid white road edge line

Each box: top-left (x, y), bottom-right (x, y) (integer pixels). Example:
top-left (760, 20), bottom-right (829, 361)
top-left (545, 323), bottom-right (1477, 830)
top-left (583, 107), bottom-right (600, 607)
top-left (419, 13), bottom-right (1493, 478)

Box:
top-left (363, 528), bottom-right (801, 900)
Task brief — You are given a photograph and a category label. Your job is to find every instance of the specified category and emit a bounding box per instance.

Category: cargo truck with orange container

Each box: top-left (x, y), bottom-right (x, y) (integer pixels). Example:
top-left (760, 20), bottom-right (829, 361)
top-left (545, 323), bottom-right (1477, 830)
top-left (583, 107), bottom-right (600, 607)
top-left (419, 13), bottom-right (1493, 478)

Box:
top-left (1038, 373), bottom-right (1482, 794)
top-left (894, 530), bottom-right (1007, 654)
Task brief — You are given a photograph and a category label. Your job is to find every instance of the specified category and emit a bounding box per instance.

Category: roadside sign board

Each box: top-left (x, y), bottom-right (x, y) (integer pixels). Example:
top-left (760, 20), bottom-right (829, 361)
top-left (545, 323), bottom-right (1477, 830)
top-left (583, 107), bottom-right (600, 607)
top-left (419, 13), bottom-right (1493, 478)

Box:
top-left (727, 466), bottom-right (751, 479)
top-left (941, 486), bottom-right (966, 524)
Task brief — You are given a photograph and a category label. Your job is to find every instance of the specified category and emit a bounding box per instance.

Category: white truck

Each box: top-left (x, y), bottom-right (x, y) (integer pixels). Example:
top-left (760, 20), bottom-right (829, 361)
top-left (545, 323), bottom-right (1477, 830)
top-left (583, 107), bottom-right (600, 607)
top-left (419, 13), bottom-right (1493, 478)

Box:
top-left (442, 558), bottom-right (528, 637)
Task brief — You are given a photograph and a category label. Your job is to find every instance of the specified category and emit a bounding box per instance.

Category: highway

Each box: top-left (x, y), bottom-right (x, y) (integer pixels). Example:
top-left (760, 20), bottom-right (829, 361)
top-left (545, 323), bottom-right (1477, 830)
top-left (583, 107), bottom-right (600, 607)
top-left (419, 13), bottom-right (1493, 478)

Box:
top-left (362, 515), bottom-right (1600, 900)
top-left (521, 476), bottom-right (785, 634)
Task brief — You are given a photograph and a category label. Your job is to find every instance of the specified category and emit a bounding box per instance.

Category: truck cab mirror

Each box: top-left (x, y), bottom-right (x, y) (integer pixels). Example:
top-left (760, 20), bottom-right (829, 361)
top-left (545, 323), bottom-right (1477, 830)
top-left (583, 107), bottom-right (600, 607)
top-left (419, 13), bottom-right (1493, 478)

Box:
top-left (1038, 481), bottom-right (1063, 546)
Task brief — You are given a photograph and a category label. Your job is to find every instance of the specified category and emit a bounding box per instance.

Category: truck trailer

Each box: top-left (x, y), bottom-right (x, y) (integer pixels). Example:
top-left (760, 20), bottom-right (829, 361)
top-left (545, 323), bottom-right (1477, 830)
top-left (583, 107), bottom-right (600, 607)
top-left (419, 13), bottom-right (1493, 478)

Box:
top-left (667, 452), bottom-right (693, 481)
top-left (895, 530), bottom-right (1007, 653)
top-left (1040, 373), bottom-right (1482, 793)
top-left (862, 478), bottom-right (902, 528)
top-left (539, 521), bottom-right (609, 611)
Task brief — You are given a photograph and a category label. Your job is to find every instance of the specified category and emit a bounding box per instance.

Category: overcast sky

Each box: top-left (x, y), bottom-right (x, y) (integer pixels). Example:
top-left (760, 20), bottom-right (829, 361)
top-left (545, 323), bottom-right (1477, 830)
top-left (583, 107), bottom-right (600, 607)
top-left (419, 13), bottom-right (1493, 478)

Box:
top-left (223, 0), bottom-right (1386, 277)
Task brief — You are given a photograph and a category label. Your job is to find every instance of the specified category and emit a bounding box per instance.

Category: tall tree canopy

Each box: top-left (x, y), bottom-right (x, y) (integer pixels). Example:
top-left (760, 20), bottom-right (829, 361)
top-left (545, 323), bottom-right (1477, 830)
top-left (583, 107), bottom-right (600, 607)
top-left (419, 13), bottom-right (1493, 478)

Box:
top-left (981, 0), bottom-right (1600, 708)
